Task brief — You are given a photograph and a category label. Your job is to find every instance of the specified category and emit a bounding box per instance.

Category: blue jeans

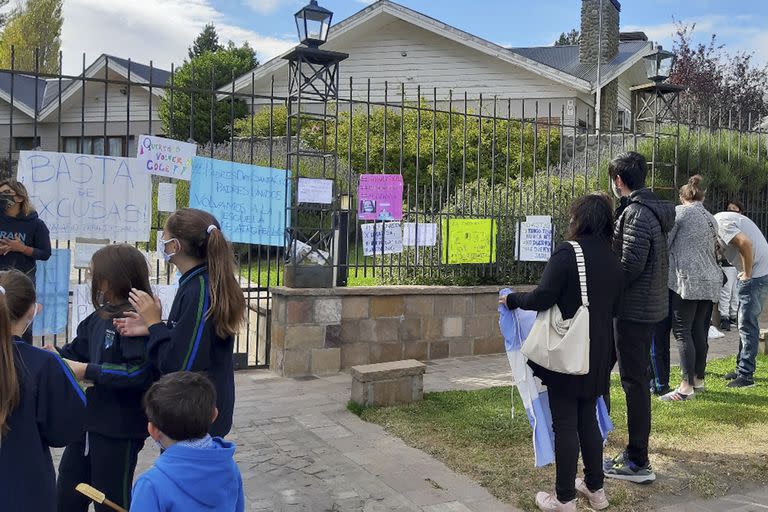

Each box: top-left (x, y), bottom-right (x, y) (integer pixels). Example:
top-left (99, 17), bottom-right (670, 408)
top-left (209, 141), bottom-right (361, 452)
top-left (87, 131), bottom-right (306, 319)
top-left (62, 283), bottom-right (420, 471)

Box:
top-left (736, 274), bottom-right (768, 379)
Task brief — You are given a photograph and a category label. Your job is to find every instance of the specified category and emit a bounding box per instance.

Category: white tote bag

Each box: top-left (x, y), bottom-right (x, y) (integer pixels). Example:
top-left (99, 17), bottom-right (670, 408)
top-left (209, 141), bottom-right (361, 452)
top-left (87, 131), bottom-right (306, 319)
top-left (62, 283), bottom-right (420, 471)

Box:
top-left (520, 241), bottom-right (590, 375)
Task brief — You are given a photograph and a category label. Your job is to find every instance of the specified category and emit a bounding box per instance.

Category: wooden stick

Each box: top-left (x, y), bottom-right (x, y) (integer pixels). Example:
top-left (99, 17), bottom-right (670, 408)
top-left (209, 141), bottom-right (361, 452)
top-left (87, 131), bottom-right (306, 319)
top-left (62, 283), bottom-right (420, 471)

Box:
top-left (75, 483), bottom-right (128, 512)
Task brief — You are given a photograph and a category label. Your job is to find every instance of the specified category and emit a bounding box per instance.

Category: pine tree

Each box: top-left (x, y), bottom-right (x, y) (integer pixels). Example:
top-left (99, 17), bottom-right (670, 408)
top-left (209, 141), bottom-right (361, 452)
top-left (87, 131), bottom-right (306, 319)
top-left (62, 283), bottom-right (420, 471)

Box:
top-left (188, 24), bottom-right (223, 60)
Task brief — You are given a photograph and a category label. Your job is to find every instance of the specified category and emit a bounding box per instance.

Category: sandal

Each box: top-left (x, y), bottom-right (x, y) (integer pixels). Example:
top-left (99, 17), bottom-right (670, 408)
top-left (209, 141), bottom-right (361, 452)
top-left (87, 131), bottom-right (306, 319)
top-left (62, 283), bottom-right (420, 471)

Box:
top-left (659, 389), bottom-right (694, 401)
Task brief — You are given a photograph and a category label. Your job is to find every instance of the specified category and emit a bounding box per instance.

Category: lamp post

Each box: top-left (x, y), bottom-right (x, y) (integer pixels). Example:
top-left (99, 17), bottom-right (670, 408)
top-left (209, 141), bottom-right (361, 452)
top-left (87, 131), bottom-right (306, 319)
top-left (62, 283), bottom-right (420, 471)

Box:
top-left (643, 45), bottom-right (675, 83)
top-left (283, 1), bottom-right (349, 289)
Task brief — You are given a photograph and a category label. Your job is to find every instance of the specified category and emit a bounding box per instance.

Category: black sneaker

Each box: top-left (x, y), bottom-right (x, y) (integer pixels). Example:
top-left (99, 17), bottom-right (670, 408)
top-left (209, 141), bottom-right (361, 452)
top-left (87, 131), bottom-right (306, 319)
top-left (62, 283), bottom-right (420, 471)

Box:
top-left (604, 454), bottom-right (656, 484)
top-left (719, 318), bottom-right (731, 331)
top-left (730, 316), bottom-right (738, 326)
top-left (724, 371), bottom-right (738, 380)
top-left (650, 385), bottom-right (671, 396)
top-left (727, 376), bottom-right (755, 388)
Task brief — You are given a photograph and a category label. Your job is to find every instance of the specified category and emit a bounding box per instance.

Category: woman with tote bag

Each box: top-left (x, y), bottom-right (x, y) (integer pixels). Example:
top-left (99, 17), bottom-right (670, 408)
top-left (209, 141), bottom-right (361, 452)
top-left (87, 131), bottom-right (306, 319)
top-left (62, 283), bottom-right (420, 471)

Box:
top-left (502, 194), bottom-right (623, 512)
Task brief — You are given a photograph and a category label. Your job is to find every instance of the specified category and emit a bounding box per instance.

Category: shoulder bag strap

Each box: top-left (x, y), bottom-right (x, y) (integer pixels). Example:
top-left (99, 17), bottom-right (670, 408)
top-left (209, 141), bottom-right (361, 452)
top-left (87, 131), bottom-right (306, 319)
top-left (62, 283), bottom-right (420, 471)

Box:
top-left (567, 241), bottom-right (589, 307)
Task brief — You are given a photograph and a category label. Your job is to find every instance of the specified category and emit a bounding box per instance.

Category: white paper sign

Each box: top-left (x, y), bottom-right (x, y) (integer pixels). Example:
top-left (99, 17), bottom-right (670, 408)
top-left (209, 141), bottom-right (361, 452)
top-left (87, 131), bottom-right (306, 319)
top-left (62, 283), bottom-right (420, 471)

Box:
top-left (17, 151), bottom-right (152, 242)
top-left (74, 242), bottom-right (106, 268)
top-left (157, 183), bottom-right (177, 212)
top-left (517, 215), bottom-right (553, 262)
top-left (136, 135), bottom-right (196, 181)
top-left (360, 222), bottom-right (403, 256)
top-left (402, 222), bottom-right (437, 247)
top-left (297, 178), bottom-right (333, 204)
top-left (70, 283), bottom-right (178, 341)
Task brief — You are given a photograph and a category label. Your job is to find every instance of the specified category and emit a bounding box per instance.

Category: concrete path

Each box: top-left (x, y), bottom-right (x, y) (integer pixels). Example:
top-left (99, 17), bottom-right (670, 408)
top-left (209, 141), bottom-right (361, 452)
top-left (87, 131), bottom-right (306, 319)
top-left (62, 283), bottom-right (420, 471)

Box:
top-left (55, 326), bottom-right (765, 511)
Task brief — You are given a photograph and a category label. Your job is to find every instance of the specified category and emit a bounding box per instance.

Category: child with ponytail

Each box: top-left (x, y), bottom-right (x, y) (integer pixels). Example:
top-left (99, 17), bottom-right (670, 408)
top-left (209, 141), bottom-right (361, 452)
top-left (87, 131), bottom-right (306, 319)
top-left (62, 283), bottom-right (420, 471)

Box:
top-left (116, 208), bottom-right (246, 437)
top-left (0, 270), bottom-right (86, 512)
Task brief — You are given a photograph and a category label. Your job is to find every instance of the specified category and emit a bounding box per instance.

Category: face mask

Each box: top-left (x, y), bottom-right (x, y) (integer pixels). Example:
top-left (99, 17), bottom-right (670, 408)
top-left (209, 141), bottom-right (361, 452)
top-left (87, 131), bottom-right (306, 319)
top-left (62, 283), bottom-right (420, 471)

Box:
top-left (96, 290), bottom-right (106, 308)
top-left (26, 303), bottom-right (38, 332)
top-left (0, 194), bottom-right (15, 211)
top-left (611, 180), bottom-right (622, 199)
top-left (157, 237), bottom-right (178, 263)
top-left (153, 438), bottom-right (164, 452)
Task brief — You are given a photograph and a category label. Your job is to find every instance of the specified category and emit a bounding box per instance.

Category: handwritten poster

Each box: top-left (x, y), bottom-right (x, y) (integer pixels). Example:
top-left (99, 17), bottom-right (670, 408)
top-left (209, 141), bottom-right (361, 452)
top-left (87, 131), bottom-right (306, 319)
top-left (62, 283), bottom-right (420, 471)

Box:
top-left (298, 178), bottom-right (333, 204)
top-left (360, 222), bottom-right (404, 256)
top-left (402, 222), bottom-right (437, 247)
top-left (517, 215), bottom-right (553, 262)
top-left (441, 218), bottom-right (497, 264)
top-left (157, 182), bottom-right (177, 212)
top-left (17, 151), bottom-right (152, 242)
top-left (74, 241), bottom-right (106, 268)
top-left (137, 135), bottom-right (196, 181)
top-left (32, 248), bottom-right (70, 336)
top-left (69, 282), bottom-right (178, 341)
top-left (190, 157), bottom-right (290, 246)
top-left (357, 174), bottom-right (403, 221)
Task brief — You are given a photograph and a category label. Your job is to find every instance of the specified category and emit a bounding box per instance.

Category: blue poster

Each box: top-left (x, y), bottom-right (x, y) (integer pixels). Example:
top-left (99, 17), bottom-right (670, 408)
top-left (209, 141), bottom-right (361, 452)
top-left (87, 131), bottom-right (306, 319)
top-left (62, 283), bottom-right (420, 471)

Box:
top-left (190, 157), bottom-right (290, 246)
top-left (33, 248), bottom-right (71, 336)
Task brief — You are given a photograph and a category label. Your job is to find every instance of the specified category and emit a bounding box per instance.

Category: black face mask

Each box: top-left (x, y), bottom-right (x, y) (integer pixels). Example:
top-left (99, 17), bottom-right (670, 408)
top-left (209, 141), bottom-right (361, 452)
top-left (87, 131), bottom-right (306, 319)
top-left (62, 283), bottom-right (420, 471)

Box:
top-left (0, 195), bottom-right (14, 211)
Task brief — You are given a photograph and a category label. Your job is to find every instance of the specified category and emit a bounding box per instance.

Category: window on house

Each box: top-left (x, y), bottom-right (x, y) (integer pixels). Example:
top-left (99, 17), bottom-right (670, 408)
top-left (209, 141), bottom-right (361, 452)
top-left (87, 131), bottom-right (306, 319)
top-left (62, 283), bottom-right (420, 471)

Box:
top-left (61, 136), bottom-right (132, 156)
top-left (617, 110), bottom-right (632, 131)
top-left (13, 137), bottom-right (40, 151)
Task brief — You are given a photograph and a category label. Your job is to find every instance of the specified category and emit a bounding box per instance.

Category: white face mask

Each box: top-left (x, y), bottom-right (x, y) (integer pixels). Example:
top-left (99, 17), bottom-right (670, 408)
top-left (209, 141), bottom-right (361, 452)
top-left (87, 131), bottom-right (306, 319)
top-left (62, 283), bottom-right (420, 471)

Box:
top-left (611, 179), bottom-right (622, 199)
top-left (26, 303), bottom-right (39, 332)
top-left (157, 237), bottom-right (179, 263)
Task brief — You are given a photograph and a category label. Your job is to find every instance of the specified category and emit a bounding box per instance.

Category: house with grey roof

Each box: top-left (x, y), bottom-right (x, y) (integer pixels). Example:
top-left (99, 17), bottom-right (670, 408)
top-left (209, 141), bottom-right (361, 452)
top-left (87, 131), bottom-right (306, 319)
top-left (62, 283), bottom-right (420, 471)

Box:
top-left (0, 54), bottom-right (170, 169)
top-left (222, 0), bottom-right (654, 130)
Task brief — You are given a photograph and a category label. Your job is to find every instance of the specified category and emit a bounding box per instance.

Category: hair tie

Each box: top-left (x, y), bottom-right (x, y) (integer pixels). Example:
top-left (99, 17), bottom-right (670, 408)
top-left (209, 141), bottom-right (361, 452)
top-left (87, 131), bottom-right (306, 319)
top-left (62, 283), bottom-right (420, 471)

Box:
top-left (207, 225), bottom-right (218, 235)
top-left (0, 286), bottom-right (6, 295)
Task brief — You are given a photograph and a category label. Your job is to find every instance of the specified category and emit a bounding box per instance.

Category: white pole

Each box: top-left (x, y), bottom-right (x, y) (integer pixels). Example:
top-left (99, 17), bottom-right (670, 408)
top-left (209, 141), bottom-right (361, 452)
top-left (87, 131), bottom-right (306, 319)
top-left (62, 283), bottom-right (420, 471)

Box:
top-left (595, 0), bottom-right (604, 132)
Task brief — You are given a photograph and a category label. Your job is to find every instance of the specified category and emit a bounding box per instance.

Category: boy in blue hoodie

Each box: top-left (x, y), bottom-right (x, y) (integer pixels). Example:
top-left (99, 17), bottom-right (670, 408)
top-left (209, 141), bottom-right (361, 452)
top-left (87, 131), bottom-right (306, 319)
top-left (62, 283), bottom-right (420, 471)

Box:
top-left (130, 371), bottom-right (244, 512)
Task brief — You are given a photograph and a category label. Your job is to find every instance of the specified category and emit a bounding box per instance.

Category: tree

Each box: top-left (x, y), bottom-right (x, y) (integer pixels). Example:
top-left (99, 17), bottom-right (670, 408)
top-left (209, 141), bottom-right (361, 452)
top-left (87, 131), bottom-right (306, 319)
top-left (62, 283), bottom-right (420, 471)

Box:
top-left (160, 41), bottom-right (258, 145)
top-left (0, 0), bottom-right (62, 73)
top-left (188, 23), bottom-right (223, 60)
top-left (670, 22), bottom-right (768, 122)
top-left (555, 29), bottom-right (580, 46)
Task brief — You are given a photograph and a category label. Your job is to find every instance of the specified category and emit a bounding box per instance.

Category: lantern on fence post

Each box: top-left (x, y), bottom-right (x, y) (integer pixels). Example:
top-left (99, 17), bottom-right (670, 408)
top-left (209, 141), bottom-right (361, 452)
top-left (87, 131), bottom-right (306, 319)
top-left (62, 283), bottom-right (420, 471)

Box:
top-left (284, 1), bottom-right (349, 288)
top-left (643, 45), bottom-right (675, 84)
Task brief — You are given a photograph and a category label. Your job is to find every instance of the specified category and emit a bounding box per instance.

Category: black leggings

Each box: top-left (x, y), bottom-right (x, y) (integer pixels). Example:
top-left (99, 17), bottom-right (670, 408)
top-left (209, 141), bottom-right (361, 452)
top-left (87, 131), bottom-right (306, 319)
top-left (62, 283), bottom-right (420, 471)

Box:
top-left (548, 393), bottom-right (604, 503)
top-left (670, 292), bottom-right (712, 382)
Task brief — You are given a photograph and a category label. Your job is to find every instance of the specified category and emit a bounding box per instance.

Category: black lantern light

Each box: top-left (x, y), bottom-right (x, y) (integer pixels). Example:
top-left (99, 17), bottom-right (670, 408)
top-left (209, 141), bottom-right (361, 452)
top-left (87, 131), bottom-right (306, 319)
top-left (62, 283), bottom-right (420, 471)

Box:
top-left (643, 45), bottom-right (675, 83)
top-left (294, 0), bottom-right (333, 48)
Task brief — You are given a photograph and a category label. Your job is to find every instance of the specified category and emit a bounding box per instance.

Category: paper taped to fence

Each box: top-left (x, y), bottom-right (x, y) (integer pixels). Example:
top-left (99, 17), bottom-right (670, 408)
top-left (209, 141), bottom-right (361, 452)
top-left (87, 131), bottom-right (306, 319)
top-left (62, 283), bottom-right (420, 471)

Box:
top-left (517, 215), bottom-right (552, 262)
top-left (157, 182), bottom-right (177, 212)
top-left (402, 222), bottom-right (437, 247)
top-left (298, 178), bottom-right (333, 204)
top-left (441, 218), bottom-right (497, 264)
top-left (17, 151), bottom-right (152, 242)
top-left (70, 283), bottom-right (178, 341)
top-left (190, 157), bottom-right (290, 246)
top-left (137, 135), bottom-right (196, 181)
top-left (358, 174), bottom-right (403, 221)
top-left (360, 222), bottom-right (403, 256)
top-left (33, 248), bottom-right (70, 336)
top-left (74, 241), bottom-right (106, 268)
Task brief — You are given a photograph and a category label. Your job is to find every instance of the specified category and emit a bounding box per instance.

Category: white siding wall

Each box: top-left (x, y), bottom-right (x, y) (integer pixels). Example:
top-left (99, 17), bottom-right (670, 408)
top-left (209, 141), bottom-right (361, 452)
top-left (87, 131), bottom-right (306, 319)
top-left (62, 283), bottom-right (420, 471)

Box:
top-left (0, 102), bottom-right (34, 124)
top-left (57, 83), bottom-right (160, 124)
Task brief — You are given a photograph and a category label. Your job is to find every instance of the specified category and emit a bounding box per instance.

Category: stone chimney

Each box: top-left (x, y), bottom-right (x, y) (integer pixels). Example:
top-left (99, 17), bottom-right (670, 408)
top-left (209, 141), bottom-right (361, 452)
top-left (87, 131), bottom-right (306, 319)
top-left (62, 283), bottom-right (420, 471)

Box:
top-left (580, 0), bottom-right (621, 129)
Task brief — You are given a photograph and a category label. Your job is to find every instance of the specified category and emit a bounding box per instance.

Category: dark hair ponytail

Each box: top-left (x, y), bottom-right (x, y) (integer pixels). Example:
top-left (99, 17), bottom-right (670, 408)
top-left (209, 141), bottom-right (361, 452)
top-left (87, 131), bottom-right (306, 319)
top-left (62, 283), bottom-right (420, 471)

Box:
top-left (165, 209), bottom-right (245, 338)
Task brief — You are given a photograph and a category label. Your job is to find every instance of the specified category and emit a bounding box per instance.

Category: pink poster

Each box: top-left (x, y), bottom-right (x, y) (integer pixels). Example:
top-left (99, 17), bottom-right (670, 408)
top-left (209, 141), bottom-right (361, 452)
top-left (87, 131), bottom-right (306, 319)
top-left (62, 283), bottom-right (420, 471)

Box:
top-left (357, 174), bottom-right (403, 221)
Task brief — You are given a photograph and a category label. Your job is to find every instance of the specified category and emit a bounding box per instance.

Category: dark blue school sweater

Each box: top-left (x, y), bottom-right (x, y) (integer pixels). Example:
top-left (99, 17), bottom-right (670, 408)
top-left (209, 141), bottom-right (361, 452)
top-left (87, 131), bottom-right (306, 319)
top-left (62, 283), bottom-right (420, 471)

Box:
top-left (0, 338), bottom-right (86, 512)
top-left (147, 265), bottom-right (235, 437)
top-left (0, 211), bottom-right (51, 279)
top-left (58, 311), bottom-right (155, 439)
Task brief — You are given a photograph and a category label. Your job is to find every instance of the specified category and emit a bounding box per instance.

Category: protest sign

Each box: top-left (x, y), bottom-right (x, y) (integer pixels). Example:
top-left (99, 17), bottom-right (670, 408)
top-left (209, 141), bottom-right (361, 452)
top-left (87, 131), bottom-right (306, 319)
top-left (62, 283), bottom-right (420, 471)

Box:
top-left (298, 178), bottom-right (333, 204)
top-left (157, 182), bottom-right (177, 212)
top-left (17, 151), bottom-right (152, 242)
top-left (516, 215), bottom-right (553, 262)
top-left (402, 222), bottom-right (437, 247)
top-left (33, 248), bottom-right (70, 336)
top-left (441, 218), bottom-right (497, 264)
top-left (74, 241), bottom-right (106, 268)
top-left (70, 282), bottom-right (178, 341)
top-left (357, 174), bottom-right (403, 221)
top-left (190, 157), bottom-right (290, 246)
top-left (136, 135), bottom-right (196, 181)
top-left (360, 222), bottom-right (403, 256)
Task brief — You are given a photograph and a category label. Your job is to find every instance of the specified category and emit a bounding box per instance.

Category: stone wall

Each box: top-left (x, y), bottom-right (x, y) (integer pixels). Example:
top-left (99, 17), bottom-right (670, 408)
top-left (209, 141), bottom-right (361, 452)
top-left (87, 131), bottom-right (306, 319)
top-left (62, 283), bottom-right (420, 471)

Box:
top-left (579, 0), bottom-right (620, 66)
top-left (269, 286), bottom-right (531, 377)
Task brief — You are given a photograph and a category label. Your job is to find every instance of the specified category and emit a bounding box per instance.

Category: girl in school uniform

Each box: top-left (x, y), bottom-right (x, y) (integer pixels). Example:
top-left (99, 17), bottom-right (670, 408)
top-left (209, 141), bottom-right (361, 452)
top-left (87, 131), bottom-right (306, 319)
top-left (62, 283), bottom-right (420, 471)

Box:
top-left (55, 244), bottom-right (156, 512)
top-left (0, 269), bottom-right (86, 512)
top-left (116, 208), bottom-right (246, 437)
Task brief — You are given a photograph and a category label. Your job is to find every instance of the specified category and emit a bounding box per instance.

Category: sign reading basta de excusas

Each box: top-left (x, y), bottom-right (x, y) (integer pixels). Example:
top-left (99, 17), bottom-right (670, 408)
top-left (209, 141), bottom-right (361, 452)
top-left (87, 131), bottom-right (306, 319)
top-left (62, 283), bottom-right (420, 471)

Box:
top-left (17, 150), bottom-right (152, 242)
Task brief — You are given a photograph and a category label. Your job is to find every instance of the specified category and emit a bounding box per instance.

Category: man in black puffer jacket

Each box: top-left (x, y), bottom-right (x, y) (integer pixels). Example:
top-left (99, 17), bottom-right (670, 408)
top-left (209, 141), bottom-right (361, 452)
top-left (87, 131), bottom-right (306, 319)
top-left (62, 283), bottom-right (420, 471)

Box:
top-left (604, 152), bottom-right (675, 485)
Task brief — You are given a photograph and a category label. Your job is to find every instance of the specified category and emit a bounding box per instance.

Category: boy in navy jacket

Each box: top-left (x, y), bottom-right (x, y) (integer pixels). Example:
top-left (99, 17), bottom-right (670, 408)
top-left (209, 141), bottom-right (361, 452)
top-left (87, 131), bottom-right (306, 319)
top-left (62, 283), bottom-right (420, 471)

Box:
top-left (130, 372), bottom-right (244, 512)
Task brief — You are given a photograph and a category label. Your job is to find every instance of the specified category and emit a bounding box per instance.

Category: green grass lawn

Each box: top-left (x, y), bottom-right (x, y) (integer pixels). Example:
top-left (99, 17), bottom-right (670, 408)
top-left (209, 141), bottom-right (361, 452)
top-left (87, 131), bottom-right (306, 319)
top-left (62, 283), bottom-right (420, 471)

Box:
top-left (355, 356), bottom-right (768, 512)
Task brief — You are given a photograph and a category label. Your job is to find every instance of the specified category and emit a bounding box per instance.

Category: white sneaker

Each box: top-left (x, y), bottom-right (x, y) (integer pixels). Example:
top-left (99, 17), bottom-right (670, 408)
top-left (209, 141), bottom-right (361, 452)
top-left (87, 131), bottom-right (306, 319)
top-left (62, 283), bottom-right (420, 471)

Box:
top-left (575, 478), bottom-right (609, 510)
top-left (535, 491), bottom-right (577, 512)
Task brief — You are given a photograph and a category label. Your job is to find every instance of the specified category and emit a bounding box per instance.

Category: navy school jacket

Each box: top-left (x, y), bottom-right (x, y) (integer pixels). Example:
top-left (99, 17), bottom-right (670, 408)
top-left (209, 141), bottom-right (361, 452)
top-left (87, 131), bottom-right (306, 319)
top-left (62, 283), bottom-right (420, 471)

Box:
top-left (58, 311), bottom-right (155, 440)
top-left (0, 210), bottom-right (51, 279)
top-left (147, 265), bottom-right (235, 437)
top-left (0, 338), bottom-right (86, 512)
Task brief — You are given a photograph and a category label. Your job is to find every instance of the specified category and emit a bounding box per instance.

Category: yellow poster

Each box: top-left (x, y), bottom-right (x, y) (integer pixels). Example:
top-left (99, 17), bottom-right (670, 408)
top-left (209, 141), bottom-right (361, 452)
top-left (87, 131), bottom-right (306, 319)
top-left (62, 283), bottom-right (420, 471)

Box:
top-left (441, 218), bottom-right (497, 264)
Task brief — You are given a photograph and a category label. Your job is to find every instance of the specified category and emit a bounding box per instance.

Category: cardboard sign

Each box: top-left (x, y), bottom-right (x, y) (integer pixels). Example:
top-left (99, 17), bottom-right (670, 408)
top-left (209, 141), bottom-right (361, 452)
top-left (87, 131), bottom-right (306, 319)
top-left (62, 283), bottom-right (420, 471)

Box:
top-left (32, 248), bottom-right (70, 336)
top-left (357, 174), bottom-right (403, 221)
top-left (297, 178), bottom-right (333, 204)
top-left (17, 151), bottom-right (152, 242)
top-left (517, 216), bottom-right (553, 262)
top-left (360, 222), bottom-right (403, 256)
top-left (441, 218), bottom-right (497, 264)
top-left (157, 182), bottom-right (177, 212)
top-left (402, 222), bottom-right (437, 247)
top-left (137, 135), bottom-right (196, 181)
top-left (190, 157), bottom-right (290, 247)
